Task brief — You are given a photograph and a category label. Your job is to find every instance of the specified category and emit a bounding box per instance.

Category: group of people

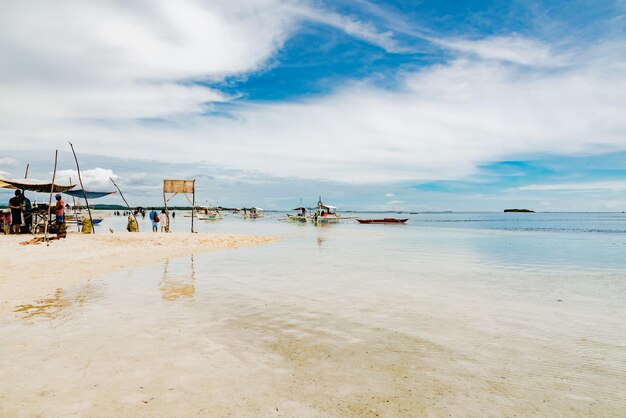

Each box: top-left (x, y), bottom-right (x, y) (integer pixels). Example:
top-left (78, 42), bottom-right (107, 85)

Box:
top-left (6, 190), bottom-right (64, 234)
top-left (148, 208), bottom-right (173, 233)
top-left (313, 209), bottom-right (329, 222)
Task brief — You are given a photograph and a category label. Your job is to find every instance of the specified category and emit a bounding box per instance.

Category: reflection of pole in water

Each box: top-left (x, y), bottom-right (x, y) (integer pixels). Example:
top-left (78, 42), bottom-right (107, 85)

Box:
top-left (158, 256), bottom-right (196, 301)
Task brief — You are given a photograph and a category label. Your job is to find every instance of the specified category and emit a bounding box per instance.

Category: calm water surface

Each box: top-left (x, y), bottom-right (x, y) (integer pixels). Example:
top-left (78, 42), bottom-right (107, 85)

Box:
top-left (2, 211), bottom-right (625, 416)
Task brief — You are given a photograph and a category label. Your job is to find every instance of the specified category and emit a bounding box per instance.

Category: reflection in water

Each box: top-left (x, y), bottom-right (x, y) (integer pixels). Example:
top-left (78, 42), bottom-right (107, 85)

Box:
top-left (14, 285), bottom-right (99, 320)
top-left (158, 255), bottom-right (196, 301)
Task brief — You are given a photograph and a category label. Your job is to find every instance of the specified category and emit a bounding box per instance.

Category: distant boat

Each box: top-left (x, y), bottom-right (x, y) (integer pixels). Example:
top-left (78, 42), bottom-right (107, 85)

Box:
top-left (310, 197), bottom-right (341, 224)
top-left (242, 207), bottom-right (264, 219)
top-left (287, 207), bottom-right (308, 223)
top-left (65, 214), bottom-right (103, 225)
top-left (357, 218), bottom-right (408, 224)
top-left (185, 206), bottom-right (222, 220)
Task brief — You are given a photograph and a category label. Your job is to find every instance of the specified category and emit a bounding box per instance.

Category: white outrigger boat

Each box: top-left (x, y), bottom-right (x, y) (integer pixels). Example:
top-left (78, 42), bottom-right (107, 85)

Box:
top-left (309, 197), bottom-right (341, 224)
top-left (242, 207), bottom-right (264, 219)
top-left (185, 206), bottom-right (222, 220)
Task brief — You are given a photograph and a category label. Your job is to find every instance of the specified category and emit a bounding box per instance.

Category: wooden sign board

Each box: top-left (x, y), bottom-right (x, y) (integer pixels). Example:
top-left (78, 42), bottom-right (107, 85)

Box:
top-left (163, 179), bottom-right (194, 194)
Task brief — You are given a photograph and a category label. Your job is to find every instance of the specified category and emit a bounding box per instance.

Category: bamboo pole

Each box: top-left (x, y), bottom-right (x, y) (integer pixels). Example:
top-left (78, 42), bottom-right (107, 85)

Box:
top-left (44, 151), bottom-right (58, 245)
top-left (69, 142), bottom-right (95, 234)
top-left (110, 177), bottom-right (138, 231)
top-left (162, 188), bottom-right (170, 233)
top-left (69, 177), bottom-right (81, 232)
top-left (191, 180), bottom-right (195, 233)
top-left (24, 163), bottom-right (30, 235)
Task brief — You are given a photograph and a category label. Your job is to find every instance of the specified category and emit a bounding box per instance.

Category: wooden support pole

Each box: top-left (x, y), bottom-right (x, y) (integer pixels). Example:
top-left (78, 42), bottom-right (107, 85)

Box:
top-left (24, 163), bottom-right (31, 235)
top-left (69, 177), bottom-right (81, 232)
top-left (110, 177), bottom-right (138, 231)
top-left (69, 142), bottom-right (95, 234)
top-left (163, 191), bottom-right (170, 233)
top-left (44, 150), bottom-right (58, 245)
top-left (191, 180), bottom-right (195, 233)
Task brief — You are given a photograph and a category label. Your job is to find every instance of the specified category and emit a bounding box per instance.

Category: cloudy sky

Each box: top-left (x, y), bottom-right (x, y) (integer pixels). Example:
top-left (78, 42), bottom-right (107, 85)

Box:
top-left (1, 0), bottom-right (625, 211)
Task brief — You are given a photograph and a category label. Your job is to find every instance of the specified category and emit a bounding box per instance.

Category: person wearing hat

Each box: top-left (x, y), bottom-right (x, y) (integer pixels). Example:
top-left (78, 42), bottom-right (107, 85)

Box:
top-left (54, 194), bottom-right (65, 227)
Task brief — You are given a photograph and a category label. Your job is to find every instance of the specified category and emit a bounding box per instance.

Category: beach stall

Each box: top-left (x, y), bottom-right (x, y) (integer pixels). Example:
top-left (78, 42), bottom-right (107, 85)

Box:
top-left (0, 177), bottom-right (75, 234)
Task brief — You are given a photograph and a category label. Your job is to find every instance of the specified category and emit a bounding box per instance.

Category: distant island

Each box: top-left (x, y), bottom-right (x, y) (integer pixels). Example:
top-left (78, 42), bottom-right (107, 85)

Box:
top-left (504, 209), bottom-right (535, 213)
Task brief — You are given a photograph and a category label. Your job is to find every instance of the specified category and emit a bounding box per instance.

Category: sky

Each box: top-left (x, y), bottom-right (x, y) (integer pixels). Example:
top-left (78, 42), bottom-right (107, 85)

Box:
top-left (1, 0), bottom-right (625, 211)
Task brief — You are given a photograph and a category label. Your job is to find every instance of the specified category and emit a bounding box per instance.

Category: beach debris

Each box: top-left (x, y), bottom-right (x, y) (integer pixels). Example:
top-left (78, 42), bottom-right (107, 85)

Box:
top-left (20, 236), bottom-right (64, 246)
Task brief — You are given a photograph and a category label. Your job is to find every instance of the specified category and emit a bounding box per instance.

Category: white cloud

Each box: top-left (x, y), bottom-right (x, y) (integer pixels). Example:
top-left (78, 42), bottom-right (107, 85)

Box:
top-left (385, 193), bottom-right (395, 197)
top-left (0, 158), bottom-right (19, 168)
top-left (293, 5), bottom-right (406, 53)
top-left (516, 181), bottom-right (626, 192)
top-left (4, 44), bottom-right (626, 183)
top-left (56, 168), bottom-right (118, 188)
top-left (435, 35), bottom-right (563, 66)
top-left (1, 2), bottom-right (625, 187)
top-left (0, 0), bottom-right (299, 122)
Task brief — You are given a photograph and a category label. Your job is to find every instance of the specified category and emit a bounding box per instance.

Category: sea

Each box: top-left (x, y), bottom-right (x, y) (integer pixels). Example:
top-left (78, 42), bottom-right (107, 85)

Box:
top-left (2, 211), bottom-right (625, 415)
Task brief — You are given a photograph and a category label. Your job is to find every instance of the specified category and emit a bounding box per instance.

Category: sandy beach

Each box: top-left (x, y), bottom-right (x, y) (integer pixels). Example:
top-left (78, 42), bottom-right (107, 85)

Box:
top-left (0, 232), bottom-right (277, 318)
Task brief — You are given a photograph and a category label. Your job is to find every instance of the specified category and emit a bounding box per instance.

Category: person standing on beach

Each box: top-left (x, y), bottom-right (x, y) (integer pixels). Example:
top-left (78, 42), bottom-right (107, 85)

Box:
top-left (54, 193), bottom-right (65, 224)
top-left (8, 190), bottom-right (23, 234)
top-left (149, 208), bottom-right (159, 232)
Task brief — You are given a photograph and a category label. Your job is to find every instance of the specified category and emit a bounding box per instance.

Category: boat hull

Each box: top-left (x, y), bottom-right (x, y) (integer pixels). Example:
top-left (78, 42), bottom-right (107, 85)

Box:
top-left (357, 218), bottom-right (408, 224)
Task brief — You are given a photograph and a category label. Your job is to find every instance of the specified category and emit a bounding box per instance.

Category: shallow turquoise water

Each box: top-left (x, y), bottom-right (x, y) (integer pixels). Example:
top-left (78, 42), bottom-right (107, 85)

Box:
top-left (101, 211), bottom-right (626, 272)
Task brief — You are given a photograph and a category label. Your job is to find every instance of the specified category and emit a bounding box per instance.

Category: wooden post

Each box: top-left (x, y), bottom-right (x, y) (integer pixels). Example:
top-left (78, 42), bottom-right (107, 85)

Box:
top-left (110, 177), bottom-right (138, 231)
top-left (24, 164), bottom-right (31, 234)
top-left (69, 142), bottom-right (95, 234)
top-left (44, 151), bottom-right (58, 245)
top-left (162, 190), bottom-right (170, 233)
top-left (68, 177), bottom-right (81, 232)
top-left (191, 180), bottom-right (195, 233)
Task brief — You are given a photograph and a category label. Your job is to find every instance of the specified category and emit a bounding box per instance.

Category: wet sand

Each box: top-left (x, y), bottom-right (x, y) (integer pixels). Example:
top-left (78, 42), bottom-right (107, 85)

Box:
top-left (0, 233), bottom-right (277, 318)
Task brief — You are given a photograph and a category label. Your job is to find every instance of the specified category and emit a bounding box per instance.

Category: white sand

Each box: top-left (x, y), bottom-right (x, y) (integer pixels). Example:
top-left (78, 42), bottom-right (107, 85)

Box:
top-left (0, 232), bottom-right (277, 318)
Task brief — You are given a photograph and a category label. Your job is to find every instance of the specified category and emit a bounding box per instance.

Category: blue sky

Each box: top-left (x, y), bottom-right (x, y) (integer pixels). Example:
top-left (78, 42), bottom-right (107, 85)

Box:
top-left (1, 0), bottom-right (625, 210)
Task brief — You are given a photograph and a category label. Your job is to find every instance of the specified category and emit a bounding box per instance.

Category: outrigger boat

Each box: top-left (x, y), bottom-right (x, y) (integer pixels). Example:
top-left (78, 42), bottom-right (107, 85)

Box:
top-left (185, 206), bottom-right (222, 220)
top-left (310, 197), bottom-right (341, 224)
top-left (65, 214), bottom-right (104, 225)
top-left (242, 207), bottom-right (264, 219)
top-left (287, 207), bottom-right (308, 222)
top-left (357, 218), bottom-right (408, 224)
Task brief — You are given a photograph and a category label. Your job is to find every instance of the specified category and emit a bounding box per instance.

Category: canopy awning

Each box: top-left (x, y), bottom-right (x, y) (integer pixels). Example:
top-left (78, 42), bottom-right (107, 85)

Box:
top-left (0, 178), bottom-right (75, 193)
top-left (63, 189), bottom-right (116, 199)
top-left (292, 207), bottom-right (307, 211)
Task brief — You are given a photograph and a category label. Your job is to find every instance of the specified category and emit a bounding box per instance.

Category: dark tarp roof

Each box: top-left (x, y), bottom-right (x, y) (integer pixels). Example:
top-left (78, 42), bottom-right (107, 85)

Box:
top-left (0, 178), bottom-right (75, 193)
